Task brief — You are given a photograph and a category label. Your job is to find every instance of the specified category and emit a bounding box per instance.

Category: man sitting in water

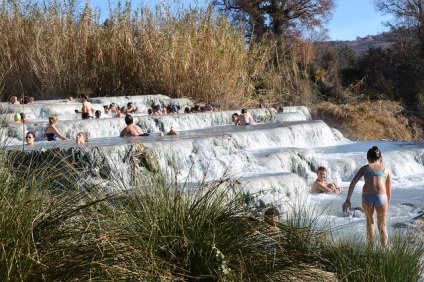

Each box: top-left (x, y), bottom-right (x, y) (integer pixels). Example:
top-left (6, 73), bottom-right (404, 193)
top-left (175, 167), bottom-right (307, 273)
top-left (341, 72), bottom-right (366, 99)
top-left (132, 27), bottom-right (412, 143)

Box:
top-left (238, 108), bottom-right (255, 126)
top-left (127, 102), bottom-right (139, 113)
top-left (232, 113), bottom-right (240, 125)
top-left (115, 106), bottom-right (127, 118)
top-left (311, 166), bottom-right (343, 194)
top-left (120, 114), bottom-right (144, 137)
top-left (9, 96), bottom-right (20, 104)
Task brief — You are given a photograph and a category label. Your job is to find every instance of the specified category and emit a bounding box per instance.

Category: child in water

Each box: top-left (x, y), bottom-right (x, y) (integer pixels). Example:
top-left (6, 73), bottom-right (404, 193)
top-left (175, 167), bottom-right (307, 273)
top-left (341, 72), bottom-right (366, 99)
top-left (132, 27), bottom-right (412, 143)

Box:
top-left (311, 166), bottom-right (343, 194)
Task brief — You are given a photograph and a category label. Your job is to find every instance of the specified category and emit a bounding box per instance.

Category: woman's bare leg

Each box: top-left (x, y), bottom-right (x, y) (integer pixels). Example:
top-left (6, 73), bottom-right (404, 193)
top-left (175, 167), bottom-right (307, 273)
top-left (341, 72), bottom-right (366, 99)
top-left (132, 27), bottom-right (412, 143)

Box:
top-left (375, 201), bottom-right (389, 248)
top-left (362, 200), bottom-right (375, 245)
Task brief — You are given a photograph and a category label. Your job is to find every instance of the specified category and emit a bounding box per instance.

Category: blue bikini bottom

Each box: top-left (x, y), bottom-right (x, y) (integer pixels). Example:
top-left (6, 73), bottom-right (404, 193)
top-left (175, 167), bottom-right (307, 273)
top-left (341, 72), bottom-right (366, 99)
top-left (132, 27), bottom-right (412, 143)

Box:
top-left (362, 194), bottom-right (387, 207)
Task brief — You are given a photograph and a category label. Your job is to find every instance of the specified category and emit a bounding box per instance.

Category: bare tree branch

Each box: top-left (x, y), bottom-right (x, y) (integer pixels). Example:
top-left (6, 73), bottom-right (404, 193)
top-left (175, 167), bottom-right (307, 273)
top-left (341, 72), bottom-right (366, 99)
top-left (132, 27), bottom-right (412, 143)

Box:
top-left (213, 0), bottom-right (335, 40)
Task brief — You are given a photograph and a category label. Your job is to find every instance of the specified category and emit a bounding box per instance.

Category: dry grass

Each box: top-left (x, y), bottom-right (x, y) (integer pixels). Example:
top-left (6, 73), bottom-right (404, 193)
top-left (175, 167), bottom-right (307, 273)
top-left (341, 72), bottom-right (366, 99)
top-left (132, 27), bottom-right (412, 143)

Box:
top-left (309, 101), bottom-right (424, 141)
top-left (0, 1), bottom-right (314, 109)
top-left (0, 2), bottom-right (249, 107)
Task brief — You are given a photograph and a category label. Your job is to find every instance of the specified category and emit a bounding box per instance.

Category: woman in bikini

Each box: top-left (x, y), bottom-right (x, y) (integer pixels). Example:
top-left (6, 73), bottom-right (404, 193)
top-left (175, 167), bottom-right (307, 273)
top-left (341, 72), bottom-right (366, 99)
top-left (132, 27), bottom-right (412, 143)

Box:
top-left (44, 115), bottom-right (70, 141)
top-left (342, 146), bottom-right (392, 247)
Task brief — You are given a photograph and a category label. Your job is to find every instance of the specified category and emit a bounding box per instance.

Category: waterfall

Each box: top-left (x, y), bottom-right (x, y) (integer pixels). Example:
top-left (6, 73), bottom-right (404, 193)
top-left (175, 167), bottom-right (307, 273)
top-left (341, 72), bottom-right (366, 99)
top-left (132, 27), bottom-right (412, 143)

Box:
top-left (7, 108), bottom-right (282, 143)
top-left (4, 94), bottom-right (424, 240)
top-left (0, 95), bottom-right (194, 123)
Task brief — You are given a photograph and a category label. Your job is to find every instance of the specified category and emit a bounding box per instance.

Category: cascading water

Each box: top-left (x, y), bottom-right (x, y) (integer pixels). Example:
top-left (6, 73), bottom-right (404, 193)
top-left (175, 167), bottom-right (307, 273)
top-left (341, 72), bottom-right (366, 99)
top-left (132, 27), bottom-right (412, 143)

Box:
top-left (4, 95), bottom-right (424, 242)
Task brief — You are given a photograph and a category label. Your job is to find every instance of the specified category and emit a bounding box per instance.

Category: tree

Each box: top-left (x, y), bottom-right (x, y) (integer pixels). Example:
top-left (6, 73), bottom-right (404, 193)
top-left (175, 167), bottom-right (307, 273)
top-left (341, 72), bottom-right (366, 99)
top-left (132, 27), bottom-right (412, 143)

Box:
top-left (374, 0), bottom-right (424, 47)
top-left (374, 0), bottom-right (424, 106)
top-left (213, 0), bottom-right (335, 41)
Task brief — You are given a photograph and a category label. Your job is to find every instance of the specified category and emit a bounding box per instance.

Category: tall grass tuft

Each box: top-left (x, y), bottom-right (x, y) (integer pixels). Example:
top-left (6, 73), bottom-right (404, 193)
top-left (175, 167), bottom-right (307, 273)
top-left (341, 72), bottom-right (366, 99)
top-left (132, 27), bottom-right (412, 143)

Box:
top-left (320, 234), bottom-right (424, 282)
top-left (100, 174), bottom-right (297, 281)
top-left (0, 145), bottom-right (330, 280)
top-left (247, 38), bottom-right (316, 107)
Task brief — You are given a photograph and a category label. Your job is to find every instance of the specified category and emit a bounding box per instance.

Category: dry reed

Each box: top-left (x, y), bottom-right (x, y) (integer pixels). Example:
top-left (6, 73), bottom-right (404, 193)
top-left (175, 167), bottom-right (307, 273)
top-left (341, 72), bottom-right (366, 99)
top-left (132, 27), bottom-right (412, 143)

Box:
top-left (0, 1), bottom-right (314, 109)
top-left (309, 101), bottom-right (424, 141)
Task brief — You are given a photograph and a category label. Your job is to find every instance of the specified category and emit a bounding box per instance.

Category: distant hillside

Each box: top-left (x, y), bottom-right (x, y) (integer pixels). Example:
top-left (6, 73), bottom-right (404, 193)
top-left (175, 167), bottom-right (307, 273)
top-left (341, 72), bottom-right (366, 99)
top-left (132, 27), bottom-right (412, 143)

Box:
top-left (327, 32), bottom-right (394, 55)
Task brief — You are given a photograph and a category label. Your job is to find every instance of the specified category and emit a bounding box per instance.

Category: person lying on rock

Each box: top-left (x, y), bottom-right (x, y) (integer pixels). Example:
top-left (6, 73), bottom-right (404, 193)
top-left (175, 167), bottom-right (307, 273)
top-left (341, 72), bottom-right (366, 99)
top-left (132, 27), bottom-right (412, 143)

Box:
top-left (76, 93), bottom-right (95, 119)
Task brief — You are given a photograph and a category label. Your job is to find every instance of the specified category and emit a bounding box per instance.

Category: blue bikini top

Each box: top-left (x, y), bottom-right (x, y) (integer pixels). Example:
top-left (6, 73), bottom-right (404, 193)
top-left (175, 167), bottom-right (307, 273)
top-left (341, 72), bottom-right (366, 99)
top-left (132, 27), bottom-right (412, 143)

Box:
top-left (45, 133), bottom-right (58, 141)
top-left (364, 165), bottom-right (387, 179)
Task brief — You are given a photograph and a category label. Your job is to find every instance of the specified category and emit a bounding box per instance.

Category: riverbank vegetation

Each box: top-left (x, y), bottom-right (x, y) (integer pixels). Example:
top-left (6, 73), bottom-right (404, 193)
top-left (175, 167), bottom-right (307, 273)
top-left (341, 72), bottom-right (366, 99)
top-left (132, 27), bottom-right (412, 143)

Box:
top-left (2, 149), bottom-right (424, 281)
top-left (1, 1), bottom-right (422, 140)
top-left (1, 1), bottom-right (424, 280)
top-left (0, 0), bottom-right (312, 108)
top-left (0, 0), bottom-right (326, 108)
top-left (310, 101), bottom-right (424, 141)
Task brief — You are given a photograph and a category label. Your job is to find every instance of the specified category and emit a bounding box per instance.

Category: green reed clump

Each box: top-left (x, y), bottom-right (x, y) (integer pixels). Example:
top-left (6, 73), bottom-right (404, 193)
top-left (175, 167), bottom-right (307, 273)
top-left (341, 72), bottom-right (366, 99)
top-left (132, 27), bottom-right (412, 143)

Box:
top-left (320, 233), bottom-right (424, 282)
top-left (5, 145), bottom-right (423, 281)
top-left (0, 146), bottom-right (305, 281)
top-left (101, 174), bottom-right (288, 281)
top-left (0, 148), bottom-right (141, 281)
top-left (0, 148), bottom-right (78, 281)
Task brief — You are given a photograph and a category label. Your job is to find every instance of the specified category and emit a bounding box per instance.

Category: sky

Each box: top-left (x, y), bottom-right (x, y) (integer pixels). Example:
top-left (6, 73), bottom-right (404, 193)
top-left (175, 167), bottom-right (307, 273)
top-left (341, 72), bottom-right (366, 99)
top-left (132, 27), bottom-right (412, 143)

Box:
top-left (89, 0), bottom-right (392, 41)
top-left (328, 0), bottom-right (392, 41)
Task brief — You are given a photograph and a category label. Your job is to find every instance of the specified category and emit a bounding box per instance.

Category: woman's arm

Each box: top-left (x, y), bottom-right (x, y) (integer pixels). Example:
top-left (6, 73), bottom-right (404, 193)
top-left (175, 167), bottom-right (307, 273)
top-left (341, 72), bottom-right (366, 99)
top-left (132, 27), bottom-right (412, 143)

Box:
top-left (342, 166), bottom-right (365, 212)
top-left (386, 168), bottom-right (392, 204)
top-left (51, 125), bottom-right (70, 141)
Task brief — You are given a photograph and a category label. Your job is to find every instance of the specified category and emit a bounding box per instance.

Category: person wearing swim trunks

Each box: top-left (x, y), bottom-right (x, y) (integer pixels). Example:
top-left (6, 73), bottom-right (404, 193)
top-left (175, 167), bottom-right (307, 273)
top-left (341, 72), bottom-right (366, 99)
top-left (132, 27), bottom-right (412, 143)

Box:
top-left (119, 114), bottom-right (144, 137)
top-left (311, 166), bottom-right (343, 194)
top-left (44, 115), bottom-right (70, 141)
top-left (238, 108), bottom-right (255, 126)
top-left (342, 146), bottom-right (392, 247)
top-left (78, 93), bottom-right (94, 119)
